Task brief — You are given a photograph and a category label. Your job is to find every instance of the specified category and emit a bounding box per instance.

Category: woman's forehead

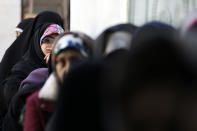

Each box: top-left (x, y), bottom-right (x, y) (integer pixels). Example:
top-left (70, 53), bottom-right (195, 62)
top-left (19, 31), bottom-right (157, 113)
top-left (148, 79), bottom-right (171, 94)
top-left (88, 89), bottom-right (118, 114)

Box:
top-left (56, 50), bottom-right (83, 59)
top-left (45, 34), bottom-right (58, 38)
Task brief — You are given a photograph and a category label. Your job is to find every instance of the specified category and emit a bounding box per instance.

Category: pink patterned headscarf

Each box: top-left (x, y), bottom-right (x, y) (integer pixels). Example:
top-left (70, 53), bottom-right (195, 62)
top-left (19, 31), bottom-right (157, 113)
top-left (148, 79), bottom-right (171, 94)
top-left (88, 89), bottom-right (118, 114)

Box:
top-left (40, 24), bottom-right (64, 44)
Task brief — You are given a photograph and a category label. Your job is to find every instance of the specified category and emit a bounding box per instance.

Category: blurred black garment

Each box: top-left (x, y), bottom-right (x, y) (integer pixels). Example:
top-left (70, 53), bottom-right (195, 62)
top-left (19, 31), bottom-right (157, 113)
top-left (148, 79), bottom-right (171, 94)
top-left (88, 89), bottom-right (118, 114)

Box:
top-left (94, 23), bottom-right (137, 58)
top-left (0, 11), bottom-right (64, 124)
top-left (0, 18), bottom-right (34, 84)
top-left (78, 21), bottom-right (197, 131)
top-left (46, 52), bottom-right (129, 131)
top-left (121, 21), bottom-right (197, 131)
top-left (46, 60), bottom-right (104, 131)
top-left (130, 21), bottom-right (175, 50)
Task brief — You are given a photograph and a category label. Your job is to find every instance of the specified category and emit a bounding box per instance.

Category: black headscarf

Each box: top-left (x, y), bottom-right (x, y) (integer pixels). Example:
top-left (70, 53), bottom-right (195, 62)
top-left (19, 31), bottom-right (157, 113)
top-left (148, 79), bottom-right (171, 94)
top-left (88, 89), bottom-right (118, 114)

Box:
top-left (94, 23), bottom-right (137, 58)
top-left (21, 23), bottom-right (51, 68)
top-left (46, 61), bottom-right (104, 131)
top-left (130, 21), bottom-right (175, 50)
top-left (122, 22), bottom-right (197, 131)
top-left (0, 18), bottom-right (34, 82)
top-left (1, 11), bottom-right (64, 116)
top-left (16, 18), bottom-right (34, 31)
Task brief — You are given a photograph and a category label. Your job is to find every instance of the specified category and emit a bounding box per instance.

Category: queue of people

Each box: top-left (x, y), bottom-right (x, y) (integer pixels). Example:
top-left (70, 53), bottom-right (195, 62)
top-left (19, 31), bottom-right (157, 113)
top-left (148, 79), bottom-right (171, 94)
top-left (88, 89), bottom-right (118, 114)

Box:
top-left (0, 10), bottom-right (197, 131)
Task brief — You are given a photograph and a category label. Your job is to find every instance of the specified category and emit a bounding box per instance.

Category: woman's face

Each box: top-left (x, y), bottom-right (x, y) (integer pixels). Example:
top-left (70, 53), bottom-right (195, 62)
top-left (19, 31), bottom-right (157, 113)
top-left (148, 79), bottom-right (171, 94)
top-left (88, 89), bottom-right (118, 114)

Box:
top-left (16, 31), bottom-right (21, 37)
top-left (41, 34), bottom-right (58, 63)
top-left (55, 49), bottom-right (83, 82)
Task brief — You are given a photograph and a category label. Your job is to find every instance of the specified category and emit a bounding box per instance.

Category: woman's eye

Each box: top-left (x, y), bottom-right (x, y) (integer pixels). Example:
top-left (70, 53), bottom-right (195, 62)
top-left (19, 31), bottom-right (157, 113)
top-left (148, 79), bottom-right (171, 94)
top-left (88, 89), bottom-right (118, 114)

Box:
top-left (60, 59), bottom-right (66, 67)
top-left (42, 37), bottom-right (55, 44)
top-left (42, 38), bottom-right (50, 43)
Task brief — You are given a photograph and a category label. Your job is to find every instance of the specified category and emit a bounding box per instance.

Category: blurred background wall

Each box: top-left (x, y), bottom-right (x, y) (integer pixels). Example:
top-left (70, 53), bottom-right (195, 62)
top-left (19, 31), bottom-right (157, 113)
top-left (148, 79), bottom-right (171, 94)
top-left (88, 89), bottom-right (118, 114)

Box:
top-left (0, 1), bottom-right (21, 61)
top-left (128, 0), bottom-right (197, 27)
top-left (70, 0), bottom-right (128, 38)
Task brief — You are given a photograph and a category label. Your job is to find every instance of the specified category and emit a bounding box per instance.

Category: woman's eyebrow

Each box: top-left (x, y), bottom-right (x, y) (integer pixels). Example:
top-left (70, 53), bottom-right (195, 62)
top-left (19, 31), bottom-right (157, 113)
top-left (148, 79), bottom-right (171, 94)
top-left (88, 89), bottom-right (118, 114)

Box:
top-left (45, 36), bottom-right (54, 39)
top-left (46, 34), bottom-right (57, 39)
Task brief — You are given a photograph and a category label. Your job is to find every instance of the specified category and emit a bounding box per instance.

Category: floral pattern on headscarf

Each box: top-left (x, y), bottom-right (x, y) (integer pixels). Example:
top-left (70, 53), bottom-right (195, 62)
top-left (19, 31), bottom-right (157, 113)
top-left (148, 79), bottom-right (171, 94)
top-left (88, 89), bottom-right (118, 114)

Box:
top-left (40, 24), bottom-right (64, 44)
top-left (54, 34), bottom-right (88, 58)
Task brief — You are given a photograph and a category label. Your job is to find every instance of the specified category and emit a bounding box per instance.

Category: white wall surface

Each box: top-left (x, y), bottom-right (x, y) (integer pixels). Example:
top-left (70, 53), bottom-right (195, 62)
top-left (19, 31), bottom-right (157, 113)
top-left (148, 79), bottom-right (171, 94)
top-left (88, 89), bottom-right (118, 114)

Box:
top-left (129, 0), bottom-right (197, 27)
top-left (0, 1), bottom-right (21, 60)
top-left (70, 0), bottom-right (128, 38)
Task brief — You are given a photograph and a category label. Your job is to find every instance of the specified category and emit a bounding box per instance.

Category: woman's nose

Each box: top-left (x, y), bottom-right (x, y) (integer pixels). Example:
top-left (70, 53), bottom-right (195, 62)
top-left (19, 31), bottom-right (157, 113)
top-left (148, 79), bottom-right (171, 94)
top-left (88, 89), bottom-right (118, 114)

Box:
top-left (64, 61), bottom-right (71, 75)
top-left (46, 45), bottom-right (53, 51)
top-left (46, 46), bottom-right (52, 50)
